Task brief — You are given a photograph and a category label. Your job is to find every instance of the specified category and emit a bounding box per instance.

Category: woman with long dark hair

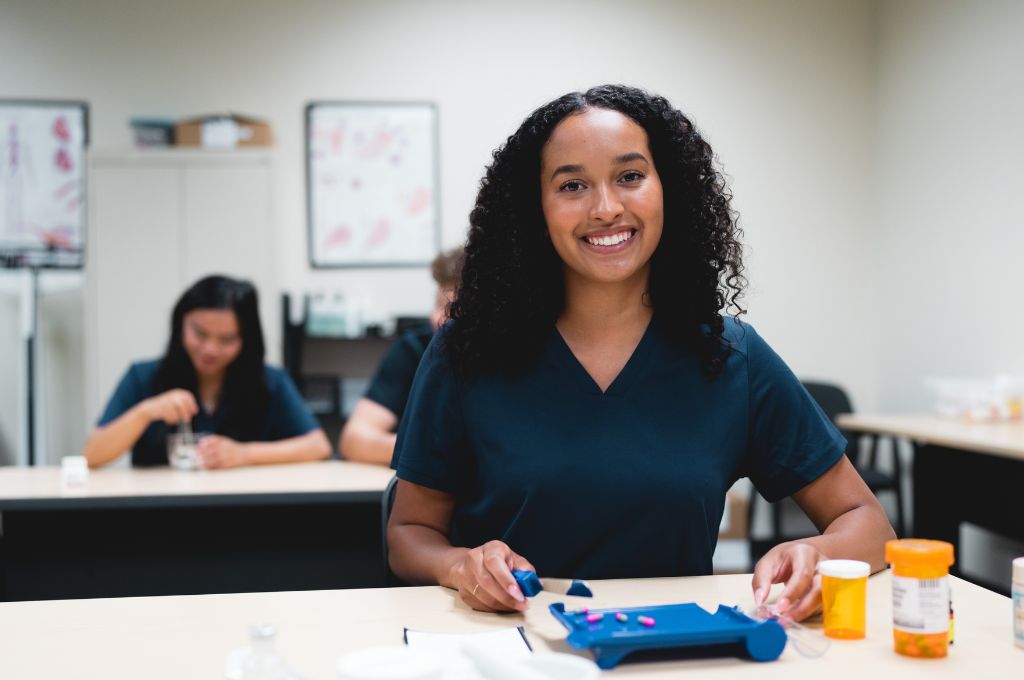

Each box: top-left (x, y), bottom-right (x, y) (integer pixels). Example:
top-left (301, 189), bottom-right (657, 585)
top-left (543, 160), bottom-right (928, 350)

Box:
top-left (84, 275), bottom-right (330, 468)
top-left (387, 85), bottom-right (894, 620)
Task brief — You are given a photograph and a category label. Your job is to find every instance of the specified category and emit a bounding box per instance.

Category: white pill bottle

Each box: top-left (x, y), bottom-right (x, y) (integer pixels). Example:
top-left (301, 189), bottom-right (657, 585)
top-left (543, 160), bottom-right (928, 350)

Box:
top-left (1014, 557), bottom-right (1024, 650)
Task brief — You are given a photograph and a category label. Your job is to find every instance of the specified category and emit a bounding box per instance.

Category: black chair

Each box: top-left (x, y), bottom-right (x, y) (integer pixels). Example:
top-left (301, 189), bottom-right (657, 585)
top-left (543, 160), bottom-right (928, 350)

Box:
top-left (747, 381), bottom-right (906, 562)
top-left (381, 475), bottom-right (403, 585)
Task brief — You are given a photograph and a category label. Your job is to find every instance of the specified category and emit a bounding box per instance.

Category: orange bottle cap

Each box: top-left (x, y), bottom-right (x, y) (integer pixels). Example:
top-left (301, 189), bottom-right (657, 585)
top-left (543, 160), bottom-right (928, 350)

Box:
top-left (885, 539), bottom-right (955, 567)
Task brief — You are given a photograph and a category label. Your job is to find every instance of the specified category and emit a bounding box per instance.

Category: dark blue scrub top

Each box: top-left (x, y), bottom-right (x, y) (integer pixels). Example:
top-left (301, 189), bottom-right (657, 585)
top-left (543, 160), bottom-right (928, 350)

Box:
top-left (393, 318), bottom-right (845, 580)
top-left (364, 324), bottom-right (434, 421)
top-left (98, 359), bottom-right (320, 466)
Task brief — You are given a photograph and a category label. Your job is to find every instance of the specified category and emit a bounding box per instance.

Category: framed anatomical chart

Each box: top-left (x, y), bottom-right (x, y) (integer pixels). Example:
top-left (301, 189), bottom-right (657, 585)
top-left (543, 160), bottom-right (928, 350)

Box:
top-left (306, 101), bottom-right (439, 268)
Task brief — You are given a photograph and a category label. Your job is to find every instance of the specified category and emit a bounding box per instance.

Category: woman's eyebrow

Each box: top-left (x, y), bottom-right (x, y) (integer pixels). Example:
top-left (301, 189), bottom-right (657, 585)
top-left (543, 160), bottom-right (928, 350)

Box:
top-left (550, 163), bottom-right (584, 180)
top-left (613, 152), bottom-right (649, 165)
top-left (549, 153), bottom-right (650, 180)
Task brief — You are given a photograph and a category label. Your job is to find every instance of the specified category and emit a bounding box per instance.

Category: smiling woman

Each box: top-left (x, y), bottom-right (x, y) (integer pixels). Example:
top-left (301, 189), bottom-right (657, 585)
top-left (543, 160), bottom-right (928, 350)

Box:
top-left (82, 275), bottom-right (331, 469)
top-left (386, 85), bottom-right (894, 621)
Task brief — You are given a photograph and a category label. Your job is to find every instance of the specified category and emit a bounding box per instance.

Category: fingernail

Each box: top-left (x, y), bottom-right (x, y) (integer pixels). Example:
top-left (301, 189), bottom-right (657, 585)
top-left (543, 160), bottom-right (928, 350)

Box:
top-left (777, 597), bottom-right (790, 612)
top-left (508, 584), bottom-right (524, 602)
top-left (754, 587), bottom-right (765, 604)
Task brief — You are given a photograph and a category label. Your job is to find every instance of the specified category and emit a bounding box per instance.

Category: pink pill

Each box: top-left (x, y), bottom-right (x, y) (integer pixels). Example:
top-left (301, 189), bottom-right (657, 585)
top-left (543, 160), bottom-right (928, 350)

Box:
top-left (638, 616), bottom-right (655, 627)
top-left (615, 612), bottom-right (628, 623)
top-left (585, 613), bottom-right (603, 623)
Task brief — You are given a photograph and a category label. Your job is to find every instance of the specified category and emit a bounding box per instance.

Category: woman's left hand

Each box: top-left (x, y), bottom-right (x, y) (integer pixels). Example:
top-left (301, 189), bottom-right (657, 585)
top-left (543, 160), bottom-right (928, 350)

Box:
top-left (196, 435), bottom-right (249, 469)
top-left (751, 541), bottom-right (828, 621)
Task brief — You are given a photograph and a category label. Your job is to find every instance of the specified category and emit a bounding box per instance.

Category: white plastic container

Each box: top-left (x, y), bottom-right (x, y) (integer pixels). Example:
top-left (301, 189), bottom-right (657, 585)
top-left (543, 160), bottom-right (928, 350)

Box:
top-left (60, 456), bottom-right (89, 493)
top-left (1013, 557), bottom-right (1024, 649)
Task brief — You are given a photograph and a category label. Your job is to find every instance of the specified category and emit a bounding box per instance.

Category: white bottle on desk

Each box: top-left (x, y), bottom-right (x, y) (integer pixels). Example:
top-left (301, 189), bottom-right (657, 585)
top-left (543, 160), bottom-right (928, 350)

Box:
top-left (60, 456), bottom-right (89, 494)
top-left (1014, 557), bottom-right (1024, 649)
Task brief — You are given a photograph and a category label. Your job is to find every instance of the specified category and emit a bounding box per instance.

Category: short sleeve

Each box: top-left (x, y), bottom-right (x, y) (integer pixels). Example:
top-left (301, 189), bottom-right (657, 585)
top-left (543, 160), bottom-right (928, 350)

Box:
top-left (741, 325), bottom-right (847, 502)
top-left (98, 363), bottom-right (151, 426)
top-left (391, 333), bottom-right (468, 494)
top-left (264, 367), bottom-right (321, 439)
top-left (364, 327), bottom-right (431, 420)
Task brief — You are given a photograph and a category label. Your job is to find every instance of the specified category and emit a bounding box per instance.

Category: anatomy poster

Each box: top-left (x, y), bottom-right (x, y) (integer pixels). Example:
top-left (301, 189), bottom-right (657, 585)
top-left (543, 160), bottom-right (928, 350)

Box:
top-left (307, 102), bottom-right (438, 267)
top-left (0, 101), bottom-right (87, 267)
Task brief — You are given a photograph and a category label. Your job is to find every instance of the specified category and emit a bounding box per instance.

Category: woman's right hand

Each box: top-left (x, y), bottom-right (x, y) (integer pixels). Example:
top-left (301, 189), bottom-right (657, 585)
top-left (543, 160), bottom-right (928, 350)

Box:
top-left (140, 389), bottom-right (199, 424)
top-left (448, 540), bottom-right (535, 613)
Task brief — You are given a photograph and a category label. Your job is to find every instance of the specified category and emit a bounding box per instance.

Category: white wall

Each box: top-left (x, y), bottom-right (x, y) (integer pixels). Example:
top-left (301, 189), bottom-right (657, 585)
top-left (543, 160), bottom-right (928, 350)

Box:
top-left (874, 0), bottom-right (1024, 412)
top-left (0, 0), bottom-right (879, 446)
top-left (873, 0), bottom-right (1024, 584)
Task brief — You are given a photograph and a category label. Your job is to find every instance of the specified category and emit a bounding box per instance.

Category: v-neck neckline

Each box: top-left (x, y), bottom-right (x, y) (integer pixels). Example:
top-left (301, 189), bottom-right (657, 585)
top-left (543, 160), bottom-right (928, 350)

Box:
top-left (552, 320), bottom-right (656, 396)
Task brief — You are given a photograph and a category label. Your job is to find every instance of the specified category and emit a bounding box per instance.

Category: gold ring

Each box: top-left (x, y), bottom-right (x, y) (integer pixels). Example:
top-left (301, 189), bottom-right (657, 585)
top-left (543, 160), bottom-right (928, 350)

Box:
top-left (471, 583), bottom-right (481, 597)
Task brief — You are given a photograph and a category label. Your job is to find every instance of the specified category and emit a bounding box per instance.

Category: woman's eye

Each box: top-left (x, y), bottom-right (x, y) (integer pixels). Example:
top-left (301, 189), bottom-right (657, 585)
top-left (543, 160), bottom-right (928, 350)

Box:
top-left (620, 171), bottom-right (644, 183)
top-left (560, 180), bottom-right (585, 192)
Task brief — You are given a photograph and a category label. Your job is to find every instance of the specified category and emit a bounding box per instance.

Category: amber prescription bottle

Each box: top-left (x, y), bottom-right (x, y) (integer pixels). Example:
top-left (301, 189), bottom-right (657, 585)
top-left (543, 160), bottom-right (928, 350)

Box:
top-left (819, 559), bottom-right (870, 639)
top-left (885, 539), bottom-right (954, 658)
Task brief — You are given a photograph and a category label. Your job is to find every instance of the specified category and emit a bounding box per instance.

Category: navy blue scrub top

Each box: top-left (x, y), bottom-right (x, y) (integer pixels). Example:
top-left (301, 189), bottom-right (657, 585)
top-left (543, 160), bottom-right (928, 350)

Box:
top-left (98, 360), bottom-right (320, 466)
top-left (364, 324), bottom-right (434, 421)
top-left (393, 318), bottom-right (846, 580)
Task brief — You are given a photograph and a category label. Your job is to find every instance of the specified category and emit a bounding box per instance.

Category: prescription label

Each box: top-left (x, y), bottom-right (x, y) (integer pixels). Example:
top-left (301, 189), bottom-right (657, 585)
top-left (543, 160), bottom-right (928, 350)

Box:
top-left (892, 576), bottom-right (949, 634)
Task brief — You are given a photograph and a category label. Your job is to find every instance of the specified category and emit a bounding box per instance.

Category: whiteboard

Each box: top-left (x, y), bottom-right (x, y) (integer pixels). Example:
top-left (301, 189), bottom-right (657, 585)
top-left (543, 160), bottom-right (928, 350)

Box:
top-left (0, 101), bottom-right (88, 268)
top-left (306, 102), bottom-right (439, 267)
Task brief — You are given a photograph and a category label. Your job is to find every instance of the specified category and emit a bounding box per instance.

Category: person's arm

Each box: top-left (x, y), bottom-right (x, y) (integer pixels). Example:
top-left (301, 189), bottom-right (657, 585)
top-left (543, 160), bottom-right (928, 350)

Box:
top-left (388, 478), bottom-right (532, 612)
top-left (197, 429), bottom-right (331, 469)
top-left (751, 456), bottom-right (896, 620)
top-left (338, 398), bottom-right (399, 465)
top-left (197, 366), bottom-right (331, 469)
top-left (82, 388), bottom-right (198, 468)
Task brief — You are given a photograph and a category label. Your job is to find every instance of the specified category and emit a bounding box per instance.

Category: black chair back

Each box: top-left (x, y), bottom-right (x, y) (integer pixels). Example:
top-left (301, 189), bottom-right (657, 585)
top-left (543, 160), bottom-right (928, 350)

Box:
top-left (802, 381), bottom-right (860, 465)
top-left (381, 475), bottom-right (401, 584)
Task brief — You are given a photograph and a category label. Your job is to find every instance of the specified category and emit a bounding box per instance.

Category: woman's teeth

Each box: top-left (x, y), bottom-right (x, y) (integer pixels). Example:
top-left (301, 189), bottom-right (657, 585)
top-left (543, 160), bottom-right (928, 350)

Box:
top-left (583, 230), bottom-right (634, 246)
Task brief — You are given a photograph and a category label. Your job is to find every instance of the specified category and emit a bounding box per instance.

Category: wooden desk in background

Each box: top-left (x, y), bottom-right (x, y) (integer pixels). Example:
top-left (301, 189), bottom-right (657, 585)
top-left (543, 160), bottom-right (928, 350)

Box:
top-left (837, 413), bottom-right (1024, 592)
top-left (0, 572), bottom-right (1015, 679)
top-left (0, 461), bottom-right (395, 601)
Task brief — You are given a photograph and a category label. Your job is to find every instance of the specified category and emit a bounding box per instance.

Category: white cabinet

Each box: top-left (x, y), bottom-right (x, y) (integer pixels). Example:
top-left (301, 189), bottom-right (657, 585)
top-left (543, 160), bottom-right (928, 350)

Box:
top-left (85, 150), bottom-right (277, 429)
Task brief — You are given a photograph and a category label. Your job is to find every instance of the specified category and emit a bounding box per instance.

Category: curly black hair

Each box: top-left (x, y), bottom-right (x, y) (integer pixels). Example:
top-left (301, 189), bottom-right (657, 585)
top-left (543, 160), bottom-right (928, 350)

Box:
top-left (447, 84), bottom-right (746, 379)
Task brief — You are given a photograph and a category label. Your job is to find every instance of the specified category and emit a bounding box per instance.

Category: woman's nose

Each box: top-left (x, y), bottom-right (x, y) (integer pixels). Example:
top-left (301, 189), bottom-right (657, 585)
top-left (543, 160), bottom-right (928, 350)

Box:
top-left (589, 184), bottom-right (624, 223)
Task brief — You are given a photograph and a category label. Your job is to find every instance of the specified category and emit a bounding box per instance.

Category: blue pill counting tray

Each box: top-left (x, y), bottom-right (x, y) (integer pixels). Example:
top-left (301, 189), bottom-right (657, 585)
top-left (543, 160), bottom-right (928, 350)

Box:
top-left (548, 602), bottom-right (787, 669)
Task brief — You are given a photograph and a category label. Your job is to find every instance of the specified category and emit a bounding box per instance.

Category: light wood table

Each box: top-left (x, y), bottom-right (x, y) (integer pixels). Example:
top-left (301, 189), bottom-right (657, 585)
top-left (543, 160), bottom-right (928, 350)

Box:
top-left (837, 414), bottom-right (1024, 592)
top-left (0, 461), bottom-right (395, 601)
top-left (0, 459), bottom-right (395, 508)
top-left (0, 572), bottom-right (1015, 679)
top-left (836, 413), bottom-right (1024, 462)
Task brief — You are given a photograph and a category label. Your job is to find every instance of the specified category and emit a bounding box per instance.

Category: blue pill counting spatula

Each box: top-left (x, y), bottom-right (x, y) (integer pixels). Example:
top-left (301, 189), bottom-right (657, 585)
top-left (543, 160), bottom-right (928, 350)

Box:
top-left (513, 569), bottom-right (593, 598)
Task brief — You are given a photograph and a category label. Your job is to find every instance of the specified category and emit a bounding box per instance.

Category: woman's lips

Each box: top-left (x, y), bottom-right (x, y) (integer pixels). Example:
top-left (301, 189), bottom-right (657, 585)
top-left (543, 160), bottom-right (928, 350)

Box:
top-left (579, 228), bottom-right (637, 253)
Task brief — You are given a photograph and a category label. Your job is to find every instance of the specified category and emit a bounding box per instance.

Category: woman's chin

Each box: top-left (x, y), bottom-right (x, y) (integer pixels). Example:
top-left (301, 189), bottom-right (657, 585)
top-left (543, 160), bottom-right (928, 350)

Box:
top-left (567, 261), bottom-right (650, 287)
top-left (194, 361), bottom-right (224, 376)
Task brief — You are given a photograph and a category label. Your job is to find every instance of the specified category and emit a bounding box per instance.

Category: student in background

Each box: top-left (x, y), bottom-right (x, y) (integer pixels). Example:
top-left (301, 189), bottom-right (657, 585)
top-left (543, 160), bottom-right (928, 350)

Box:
top-left (83, 275), bottom-right (331, 468)
top-left (339, 247), bottom-right (464, 465)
